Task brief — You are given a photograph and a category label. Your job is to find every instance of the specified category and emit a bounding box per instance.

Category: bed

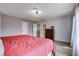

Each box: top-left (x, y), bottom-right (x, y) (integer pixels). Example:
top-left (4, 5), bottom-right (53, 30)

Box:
top-left (0, 35), bottom-right (55, 56)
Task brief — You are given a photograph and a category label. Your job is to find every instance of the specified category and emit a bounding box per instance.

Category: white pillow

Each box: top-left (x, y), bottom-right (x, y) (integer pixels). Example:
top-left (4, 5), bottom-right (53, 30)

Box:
top-left (0, 39), bottom-right (4, 56)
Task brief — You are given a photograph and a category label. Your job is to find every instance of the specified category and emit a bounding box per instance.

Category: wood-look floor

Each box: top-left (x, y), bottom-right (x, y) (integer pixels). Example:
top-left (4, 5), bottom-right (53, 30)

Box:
top-left (55, 41), bottom-right (72, 56)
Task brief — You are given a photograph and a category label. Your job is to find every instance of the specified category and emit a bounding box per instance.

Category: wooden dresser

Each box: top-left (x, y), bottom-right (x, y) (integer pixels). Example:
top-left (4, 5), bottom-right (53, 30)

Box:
top-left (45, 28), bottom-right (54, 41)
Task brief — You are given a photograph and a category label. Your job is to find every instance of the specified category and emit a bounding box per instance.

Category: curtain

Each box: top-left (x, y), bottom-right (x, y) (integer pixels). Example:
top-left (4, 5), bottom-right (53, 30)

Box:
top-left (76, 6), bottom-right (79, 56)
top-left (72, 6), bottom-right (79, 56)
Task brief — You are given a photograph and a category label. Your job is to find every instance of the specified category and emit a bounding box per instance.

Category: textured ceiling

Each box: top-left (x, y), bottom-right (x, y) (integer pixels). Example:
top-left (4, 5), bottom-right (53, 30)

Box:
top-left (0, 3), bottom-right (77, 21)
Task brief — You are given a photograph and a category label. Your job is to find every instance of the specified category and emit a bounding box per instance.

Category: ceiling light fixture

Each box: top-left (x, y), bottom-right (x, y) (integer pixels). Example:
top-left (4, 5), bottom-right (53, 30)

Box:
top-left (32, 8), bottom-right (42, 15)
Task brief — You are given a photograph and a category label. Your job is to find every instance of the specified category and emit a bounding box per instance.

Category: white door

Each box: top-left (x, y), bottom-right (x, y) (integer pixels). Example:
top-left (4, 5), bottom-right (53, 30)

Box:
top-left (33, 23), bottom-right (37, 36)
top-left (22, 21), bottom-right (28, 34)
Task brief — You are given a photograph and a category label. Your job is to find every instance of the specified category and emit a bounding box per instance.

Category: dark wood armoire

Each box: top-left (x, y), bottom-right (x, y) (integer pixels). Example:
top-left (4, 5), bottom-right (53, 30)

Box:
top-left (45, 27), bottom-right (54, 41)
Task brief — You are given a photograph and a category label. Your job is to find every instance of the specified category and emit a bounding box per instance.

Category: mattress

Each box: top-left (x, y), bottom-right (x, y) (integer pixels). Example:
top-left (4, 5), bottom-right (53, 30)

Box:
top-left (0, 35), bottom-right (55, 56)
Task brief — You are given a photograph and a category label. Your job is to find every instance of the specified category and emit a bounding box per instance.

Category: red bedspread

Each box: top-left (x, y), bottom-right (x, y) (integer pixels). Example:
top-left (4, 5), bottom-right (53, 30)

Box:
top-left (0, 35), bottom-right (55, 56)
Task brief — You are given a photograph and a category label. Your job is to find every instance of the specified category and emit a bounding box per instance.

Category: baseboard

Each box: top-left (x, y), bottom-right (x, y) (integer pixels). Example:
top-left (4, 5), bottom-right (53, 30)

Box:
top-left (55, 39), bottom-right (70, 43)
top-left (55, 40), bottom-right (70, 44)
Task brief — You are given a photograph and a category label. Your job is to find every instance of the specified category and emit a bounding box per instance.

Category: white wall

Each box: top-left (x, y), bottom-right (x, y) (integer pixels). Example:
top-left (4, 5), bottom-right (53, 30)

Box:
top-left (2, 15), bottom-right (33, 36)
top-left (0, 14), bottom-right (1, 36)
top-left (2, 15), bottom-right (22, 36)
top-left (38, 15), bottom-right (73, 42)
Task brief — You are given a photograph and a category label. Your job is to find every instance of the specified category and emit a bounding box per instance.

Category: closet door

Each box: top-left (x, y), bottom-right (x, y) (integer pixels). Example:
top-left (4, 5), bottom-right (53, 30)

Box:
top-left (22, 21), bottom-right (28, 34)
top-left (33, 23), bottom-right (37, 36)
